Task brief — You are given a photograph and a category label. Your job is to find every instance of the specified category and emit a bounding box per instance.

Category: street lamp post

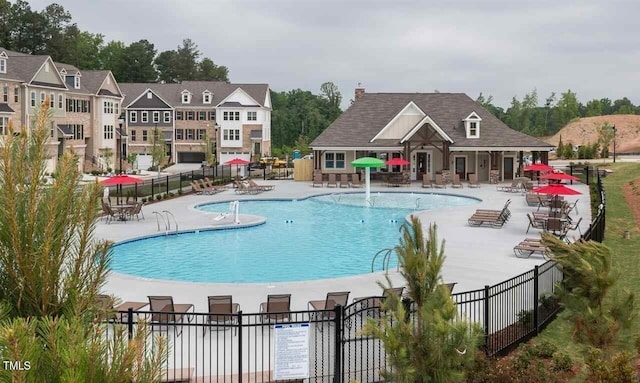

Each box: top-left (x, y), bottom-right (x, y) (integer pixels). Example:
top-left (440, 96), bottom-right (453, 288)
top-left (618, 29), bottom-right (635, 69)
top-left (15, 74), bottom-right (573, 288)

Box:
top-left (612, 125), bottom-right (617, 163)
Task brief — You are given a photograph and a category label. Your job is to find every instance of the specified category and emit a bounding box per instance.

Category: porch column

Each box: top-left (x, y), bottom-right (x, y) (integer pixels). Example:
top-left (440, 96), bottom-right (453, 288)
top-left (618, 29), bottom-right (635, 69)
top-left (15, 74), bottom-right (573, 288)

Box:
top-left (518, 150), bottom-right (524, 177)
top-left (540, 151), bottom-right (549, 165)
top-left (442, 142), bottom-right (450, 170)
top-left (532, 151), bottom-right (539, 163)
top-left (475, 151), bottom-right (478, 177)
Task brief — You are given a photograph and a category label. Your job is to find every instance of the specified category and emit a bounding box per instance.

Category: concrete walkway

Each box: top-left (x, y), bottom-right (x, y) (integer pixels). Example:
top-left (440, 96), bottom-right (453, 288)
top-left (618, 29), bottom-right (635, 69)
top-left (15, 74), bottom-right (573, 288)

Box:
top-left (98, 180), bottom-right (590, 314)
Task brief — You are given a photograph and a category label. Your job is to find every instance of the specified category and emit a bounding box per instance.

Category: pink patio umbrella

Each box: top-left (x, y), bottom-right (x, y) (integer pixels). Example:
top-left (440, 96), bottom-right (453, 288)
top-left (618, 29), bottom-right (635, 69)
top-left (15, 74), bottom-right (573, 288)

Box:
top-left (532, 184), bottom-right (581, 196)
top-left (385, 158), bottom-right (411, 166)
top-left (224, 158), bottom-right (250, 177)
top-left (101, 175), bottom-right (142, 205)
top-left (539, 172), bottom-right (580, 182)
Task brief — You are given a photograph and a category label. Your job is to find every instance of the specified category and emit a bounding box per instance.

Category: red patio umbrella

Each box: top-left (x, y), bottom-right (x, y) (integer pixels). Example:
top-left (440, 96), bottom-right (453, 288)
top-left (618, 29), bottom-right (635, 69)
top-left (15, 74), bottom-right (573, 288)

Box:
top-left (532, 184), bottom-right (581, 196)
top-left (524, 163), bottom-right (554, 172)
top-left (385, 158), bottom-right (411, 166)
top-left (539, 172), bottom-right (580, 182)
top-left (224, 158), bottom-right (250, 177)
top-left (100, 175), bottom-right (142, 186)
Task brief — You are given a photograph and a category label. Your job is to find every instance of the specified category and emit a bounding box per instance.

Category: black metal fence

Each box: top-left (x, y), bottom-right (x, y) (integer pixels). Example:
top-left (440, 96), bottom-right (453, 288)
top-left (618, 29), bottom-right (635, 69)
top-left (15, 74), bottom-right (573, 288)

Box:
top-left (104, 171), bottom-right (607, 382)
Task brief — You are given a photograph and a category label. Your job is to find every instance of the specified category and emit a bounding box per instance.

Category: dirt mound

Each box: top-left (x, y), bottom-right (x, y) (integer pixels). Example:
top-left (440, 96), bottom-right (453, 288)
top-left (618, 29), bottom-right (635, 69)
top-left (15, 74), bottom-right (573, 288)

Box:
top-left (543, 115), bottom-right (640, 153)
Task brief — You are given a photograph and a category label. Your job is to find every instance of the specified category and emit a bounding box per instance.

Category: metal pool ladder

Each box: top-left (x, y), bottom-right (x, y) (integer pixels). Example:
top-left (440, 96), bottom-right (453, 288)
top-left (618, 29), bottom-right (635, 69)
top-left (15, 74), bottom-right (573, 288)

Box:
top-left (152, 211), bottom-right (178, 233)
top-left (371, 248), bottom-right (398, 272)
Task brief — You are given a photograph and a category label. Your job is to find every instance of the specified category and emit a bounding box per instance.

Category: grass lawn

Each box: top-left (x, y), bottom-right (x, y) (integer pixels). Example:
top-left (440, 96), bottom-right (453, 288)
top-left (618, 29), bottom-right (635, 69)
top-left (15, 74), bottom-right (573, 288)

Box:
top-left (535, 162), bottom-right (640, 379)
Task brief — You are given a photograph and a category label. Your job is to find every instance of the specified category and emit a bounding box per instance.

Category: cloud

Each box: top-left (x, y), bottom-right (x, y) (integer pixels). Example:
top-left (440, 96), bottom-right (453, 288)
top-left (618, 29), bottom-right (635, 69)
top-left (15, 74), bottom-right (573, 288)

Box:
top-left (27, 0), bottom-right (640, 108)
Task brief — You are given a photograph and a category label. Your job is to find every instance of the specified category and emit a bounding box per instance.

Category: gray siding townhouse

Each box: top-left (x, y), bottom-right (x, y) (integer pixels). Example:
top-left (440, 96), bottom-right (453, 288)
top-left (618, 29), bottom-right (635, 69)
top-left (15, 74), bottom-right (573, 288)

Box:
top-left (311, 88), bottom-right (554, 183)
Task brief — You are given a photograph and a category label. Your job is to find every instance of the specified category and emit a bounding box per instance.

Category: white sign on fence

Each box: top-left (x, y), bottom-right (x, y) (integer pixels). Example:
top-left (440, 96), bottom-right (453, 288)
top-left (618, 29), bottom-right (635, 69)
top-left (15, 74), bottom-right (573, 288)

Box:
top-left (273, 323), bottom-right (310, 380)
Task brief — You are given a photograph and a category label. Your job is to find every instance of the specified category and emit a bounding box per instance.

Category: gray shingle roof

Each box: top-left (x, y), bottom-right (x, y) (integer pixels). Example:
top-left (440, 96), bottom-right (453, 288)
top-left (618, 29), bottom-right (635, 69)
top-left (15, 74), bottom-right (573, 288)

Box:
top-left (0, 50), bottom-right (50, 83)
top-left (0, 103), bottom-right (15, 113)
top-left (119, 81), bottom-right (269, 109)
top-left (83, 70), bottom-right (120, 96)
top-left (310, 93), bottom-right (553, 149)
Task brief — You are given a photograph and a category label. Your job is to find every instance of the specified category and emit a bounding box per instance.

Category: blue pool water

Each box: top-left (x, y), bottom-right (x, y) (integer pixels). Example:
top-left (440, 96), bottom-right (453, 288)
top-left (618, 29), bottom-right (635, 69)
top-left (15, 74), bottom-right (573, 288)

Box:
top-left (111, 193), bottom-right (478, 283)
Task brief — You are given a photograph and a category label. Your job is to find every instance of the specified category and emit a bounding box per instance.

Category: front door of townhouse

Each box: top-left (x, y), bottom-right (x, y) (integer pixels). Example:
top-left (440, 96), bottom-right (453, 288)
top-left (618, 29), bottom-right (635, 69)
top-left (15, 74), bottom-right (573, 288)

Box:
top-left (415, 152), bottom-right (431, 181)
top-left (455, 157), bottom-right (466, 180)
top-left (503, 157), bottom-right (514, 180)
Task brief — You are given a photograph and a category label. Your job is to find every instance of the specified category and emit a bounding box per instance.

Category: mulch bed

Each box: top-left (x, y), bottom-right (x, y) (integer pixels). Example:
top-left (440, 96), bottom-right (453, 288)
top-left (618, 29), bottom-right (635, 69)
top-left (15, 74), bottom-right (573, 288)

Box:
top-left (622, 178), bottom-right (640, 229)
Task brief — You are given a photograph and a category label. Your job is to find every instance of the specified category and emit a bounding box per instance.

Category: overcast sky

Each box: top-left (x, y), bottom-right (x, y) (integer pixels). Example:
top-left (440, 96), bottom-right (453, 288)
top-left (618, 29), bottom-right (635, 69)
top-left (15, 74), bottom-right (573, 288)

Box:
top-left (28, 0), bottom-right (640, 109)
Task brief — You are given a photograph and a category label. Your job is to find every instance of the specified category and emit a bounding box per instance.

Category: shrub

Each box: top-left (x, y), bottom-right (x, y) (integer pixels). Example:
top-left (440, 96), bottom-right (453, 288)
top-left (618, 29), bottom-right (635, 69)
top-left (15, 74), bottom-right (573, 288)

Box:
top-left (517, 309), bottom-right (533, 325)
top-left (539, 293), bottom-right (558, 311)
top-left (529, 340), bottom-right (557, 358)
top-left (178, 189), bottom-right (183, 195)
top-left (551, 352), bottom-right (573, 372)
top-left (155, 194), bottom-right (162, 201)
top-left (106, 167), bottom-right (112, 173)
top-left (585, 348), bottom-right (636, 383)
top-left (141, 197), bottom-right (147, 203)
top-left (168, 192), bottom-right (175, 197)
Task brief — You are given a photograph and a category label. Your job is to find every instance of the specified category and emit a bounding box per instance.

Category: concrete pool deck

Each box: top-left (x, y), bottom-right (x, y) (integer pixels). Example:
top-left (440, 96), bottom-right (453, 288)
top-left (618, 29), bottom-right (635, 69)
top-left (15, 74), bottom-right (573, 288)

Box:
top-left (98, 180), bottom-right (591, 314)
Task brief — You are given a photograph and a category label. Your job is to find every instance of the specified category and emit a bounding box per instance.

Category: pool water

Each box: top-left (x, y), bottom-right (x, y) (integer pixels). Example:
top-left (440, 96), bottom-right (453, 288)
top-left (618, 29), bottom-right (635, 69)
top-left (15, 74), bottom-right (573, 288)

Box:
top-left (111, 193), bottom-right (478, 283)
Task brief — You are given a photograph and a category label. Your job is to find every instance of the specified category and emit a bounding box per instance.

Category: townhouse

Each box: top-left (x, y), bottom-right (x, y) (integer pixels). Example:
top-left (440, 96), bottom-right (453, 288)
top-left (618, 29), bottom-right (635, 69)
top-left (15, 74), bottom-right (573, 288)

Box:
top-left (0, 47), bottom-right (124, 173)
top-left (119, 81), bottom-right (271, 169)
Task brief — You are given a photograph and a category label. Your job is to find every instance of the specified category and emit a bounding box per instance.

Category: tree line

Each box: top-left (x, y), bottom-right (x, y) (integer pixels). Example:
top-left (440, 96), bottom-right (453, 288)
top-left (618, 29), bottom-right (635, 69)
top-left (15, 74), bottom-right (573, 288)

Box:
top-left (477, 89), bottom-right (639, 137)
top-left (0, 0), bottom-right (229, 82)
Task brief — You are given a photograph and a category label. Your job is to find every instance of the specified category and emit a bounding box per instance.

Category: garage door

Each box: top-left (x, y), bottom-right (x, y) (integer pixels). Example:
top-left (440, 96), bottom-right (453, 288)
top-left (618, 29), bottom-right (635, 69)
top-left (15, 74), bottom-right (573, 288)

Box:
top-left (178, 152), bottom-right (206, 163)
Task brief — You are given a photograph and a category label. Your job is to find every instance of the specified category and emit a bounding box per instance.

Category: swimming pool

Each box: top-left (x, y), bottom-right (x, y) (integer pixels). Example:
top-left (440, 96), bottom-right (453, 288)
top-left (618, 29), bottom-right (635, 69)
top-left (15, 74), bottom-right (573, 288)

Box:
top-left (111, 192), bottom-right (479, 283)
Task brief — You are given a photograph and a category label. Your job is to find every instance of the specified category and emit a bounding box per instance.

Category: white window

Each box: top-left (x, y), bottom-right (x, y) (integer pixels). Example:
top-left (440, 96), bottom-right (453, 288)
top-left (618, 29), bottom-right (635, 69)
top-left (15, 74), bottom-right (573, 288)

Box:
top-left (142, 130), bottom-right (148, 141)
top-left (153, 111), bottom-right (160, 123)
top-left (223, 111), bottom-right (229, 121)
top-left (103, 125), bottom-right (114, 139)
top-left (464, 112), bottom-right (481, 138)
top-left (181, 91), bottom-right (191, 104)
top-left (163, 111), bottom-right (170, 123)
top-left (223, 129), bottom-right (240, 141)
top-left (74, 76), bottom-right (80, 89)
top-left (325, 152), bottom-right (345, 169)
top-left (234, 111), bottom-right (240, 121)
top-left (0, 58), bottom-right (6, 74)
top-left (30, 91), bottom-right (36, 107)
top-left (114, 103), bottom-right (119, 114)
top-left (141, 111), bottom-right (148, 123)
top-left (247, 111), bottom-right (257, 121)
top-left (58, 94), bottom-right (63, 109)
top-left (186, 129), bottom-right (194, 140)
top-left (469, 122), bottom-right (478, 137)
top-left (130, 111), bottom-right (137, 123)
top-left (197, 129), bottom-right (205, 140)
top-left (40, 92), bottom-right (46, 106)
top-left (50, 93), bottom-right (55, 108)
top-left (2, 86), bottom-right (7, 102)
top-left (103, 101), bottom-right (115, 114)
top-left (175, 129), bottom-right (183, 140)
top-left (146, 92), bottom-right (152, 99)
top-left (131, 130), bottom-right (136, 141)
top-left (0, 116), bottom-right (8, 135)
top-left (203, 91), bottom-right (211, 104)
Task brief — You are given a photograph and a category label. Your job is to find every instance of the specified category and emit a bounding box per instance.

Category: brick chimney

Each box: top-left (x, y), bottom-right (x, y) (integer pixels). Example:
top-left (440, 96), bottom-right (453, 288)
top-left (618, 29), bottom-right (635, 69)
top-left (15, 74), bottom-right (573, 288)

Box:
top-left (354, 86), bottom-right (365, 101)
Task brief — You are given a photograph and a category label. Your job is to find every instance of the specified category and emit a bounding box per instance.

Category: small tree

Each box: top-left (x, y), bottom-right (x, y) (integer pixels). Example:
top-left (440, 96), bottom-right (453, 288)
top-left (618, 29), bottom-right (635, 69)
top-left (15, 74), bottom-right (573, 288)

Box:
top-left (542, 234), bottom-right (635, 349)
top-left (101, 147), bottom-right (114, 171)
top-left (127, 152), bottom-right (138, 170)
top-left (200, 131), bottom-right (217, 167)
top-left (557, 136), bottom-right (565, 160)
top-left (150, 126), bottom-right (165, 177)
top-left (597, 123), bottom-right (615, 161)
top-left (363, 217), bottom-right (480, 383)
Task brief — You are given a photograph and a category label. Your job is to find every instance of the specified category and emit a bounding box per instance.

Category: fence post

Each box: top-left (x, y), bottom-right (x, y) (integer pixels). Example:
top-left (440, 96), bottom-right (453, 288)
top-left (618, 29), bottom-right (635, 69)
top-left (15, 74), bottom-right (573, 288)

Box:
top-left (179, 172), bottom-right (182, 192)
top-left (483, 285), bottom-right (490, 354)
top-left (238, 310), bottom-right (243, 383)
top-left (533, 266), bottom-right (539, 334)
top-left (151, 179), bottom-right (155, 200)
top-left (166, 175), bottom-right (169, 195)
top-left (127, 307), bottom-right (134, 340)
top-left (333, 305), bottom-right (343, 383)
top-left (134, 183), bottom-right (138, 201)
top-left (585, 166), bottom-right (590, 185)
top-left (191, 170), bottom-right (194, 182)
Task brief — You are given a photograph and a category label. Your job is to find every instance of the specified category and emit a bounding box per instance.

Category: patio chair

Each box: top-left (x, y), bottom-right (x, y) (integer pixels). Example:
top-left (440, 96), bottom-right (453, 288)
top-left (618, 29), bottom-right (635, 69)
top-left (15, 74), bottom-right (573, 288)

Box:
top-left (191, 181), bottom-right (212, 195)
top-left (422, 174), bottom-right (432, 188)
top-left (545, 217), bottom-right (565, 235)
top-left (434, 174), bottom-right (446, 188)
top-left (526, 213), bottom-right (546, 234)
top-left (148, 296), bottom-right (194, 337)
top-left (125, 202), bottom-right (145, 221)
top-left (451, 174), bottom-right (463, 188)
top-left (200, 178), bottom-right (225, 194)
top-left (350, 173), bottom-right (362, 188)
top-left (260, 294), bottom-right (291, 323)
top-left (565, 199), bottom-right (579, 215)
top-left (339, 174), bottom-right (350, 188)
top-left (234, 180), bottom-right (261, 195)
top-left (97, 294), bottom-right (149, 322)
top-left (525, 193), bottom-right (540, 206)
top-left (101, 201), bottom-right (117, 224)
top-left (327, 174), bottom-right (338, 188)
top-left (561, 217), bottom-right (583, 239)
top-left (312, 173), bottom-right (324, 187)
top-left (468, 173), bottom-right (480, 188)
top-left (496, 179), bottom-right (519, 192)
top-left (204, 295), bottom-right (239, 336)
top-left (514, 238), bottom-right (551, 259)
top-left (247, 179), bottom-right (275, 191)
top-left (308, 291), bottom-right (350, 321)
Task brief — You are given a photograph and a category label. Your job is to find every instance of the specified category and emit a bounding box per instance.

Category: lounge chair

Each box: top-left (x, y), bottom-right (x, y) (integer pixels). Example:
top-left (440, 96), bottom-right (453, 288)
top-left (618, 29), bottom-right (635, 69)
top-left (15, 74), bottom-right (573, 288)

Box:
top-left (497, 179), bottom-right (521, 192)
top-left (247, 179), bottom-right (275, 191)
top-left (451, 174), bottom-right (463, 188)
top-left (327, 174), bottom-right (338, 188)
top-left (434, 174), bottom-right (445, 188)
top-left (468, 201), bottom-right (512, 228)
top-left (514, 238), bottom-right (551, 259)
top-left (561, 217), bottom-right (583, 239)
top-left (260, 294), bottom-right (291, 323)
top-left (234, 180), bottom-right (261, 194)
top-left (350, 173), bottom-right (362, 188)
top-left (308, 291), bottom-right (350, 320)
top-left (312, 173), bottom-right (323, 187)
top-left (200, 178), bottom-right (225, 194)
top-left (191, 181), bottom-right (213, 195)
top-left (422, 174), bottom-right (432, 188)
top-left (339, 174), bottom-right (350, 188)
top-left (97, 294), bottom-right (149, 322)
top-left (526, 213), bottom-right (546, 234)
top-left (204, 295), bottom-right (239, 335)
top-left (468, 173), bottom-right (480, 188)
top-left (148, 296), bottom-right (194, 336)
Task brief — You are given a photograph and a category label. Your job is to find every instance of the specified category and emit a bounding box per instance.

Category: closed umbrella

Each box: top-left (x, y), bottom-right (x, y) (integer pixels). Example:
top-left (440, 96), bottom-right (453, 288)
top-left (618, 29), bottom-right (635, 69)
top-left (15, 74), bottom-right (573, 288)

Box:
top-left (351, 157), bottom-right (385, 205)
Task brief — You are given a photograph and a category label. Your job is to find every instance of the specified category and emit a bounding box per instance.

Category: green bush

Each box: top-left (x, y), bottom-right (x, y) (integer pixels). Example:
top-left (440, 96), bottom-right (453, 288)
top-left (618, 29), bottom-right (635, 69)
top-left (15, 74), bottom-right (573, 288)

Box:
top-left (155, 194), bottom-right (162, 201)
top-left (517, 309), bottom-right (533, 325)
top-left (178, 189), bottom-right (183, 195)
top-left (168, 192), bottom-right (175, 197)
top-left (529, 340), bottom-right (557, 358)
top-left (550, 352), bottom-right (573, 372)
top-left (585, 348), bottom-right (636, 383)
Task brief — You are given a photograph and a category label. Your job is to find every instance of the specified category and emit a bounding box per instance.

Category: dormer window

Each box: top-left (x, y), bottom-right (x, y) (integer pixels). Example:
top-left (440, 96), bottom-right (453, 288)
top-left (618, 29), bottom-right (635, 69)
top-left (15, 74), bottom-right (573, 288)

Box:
top-left (203, 90), bottom-right (212, 104)
top-left (74, 76), bottom-right (80, 89)
top-left (181, 90), bottom-right (191, 104)
top-left (0, 51), bottom-right (7, 74)
top-left (463, 111), bottom-right (482, 139)
top-left (147, 91), bottom-right (153, 99)
top-left (60, 68), bottom-right (67, 75)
